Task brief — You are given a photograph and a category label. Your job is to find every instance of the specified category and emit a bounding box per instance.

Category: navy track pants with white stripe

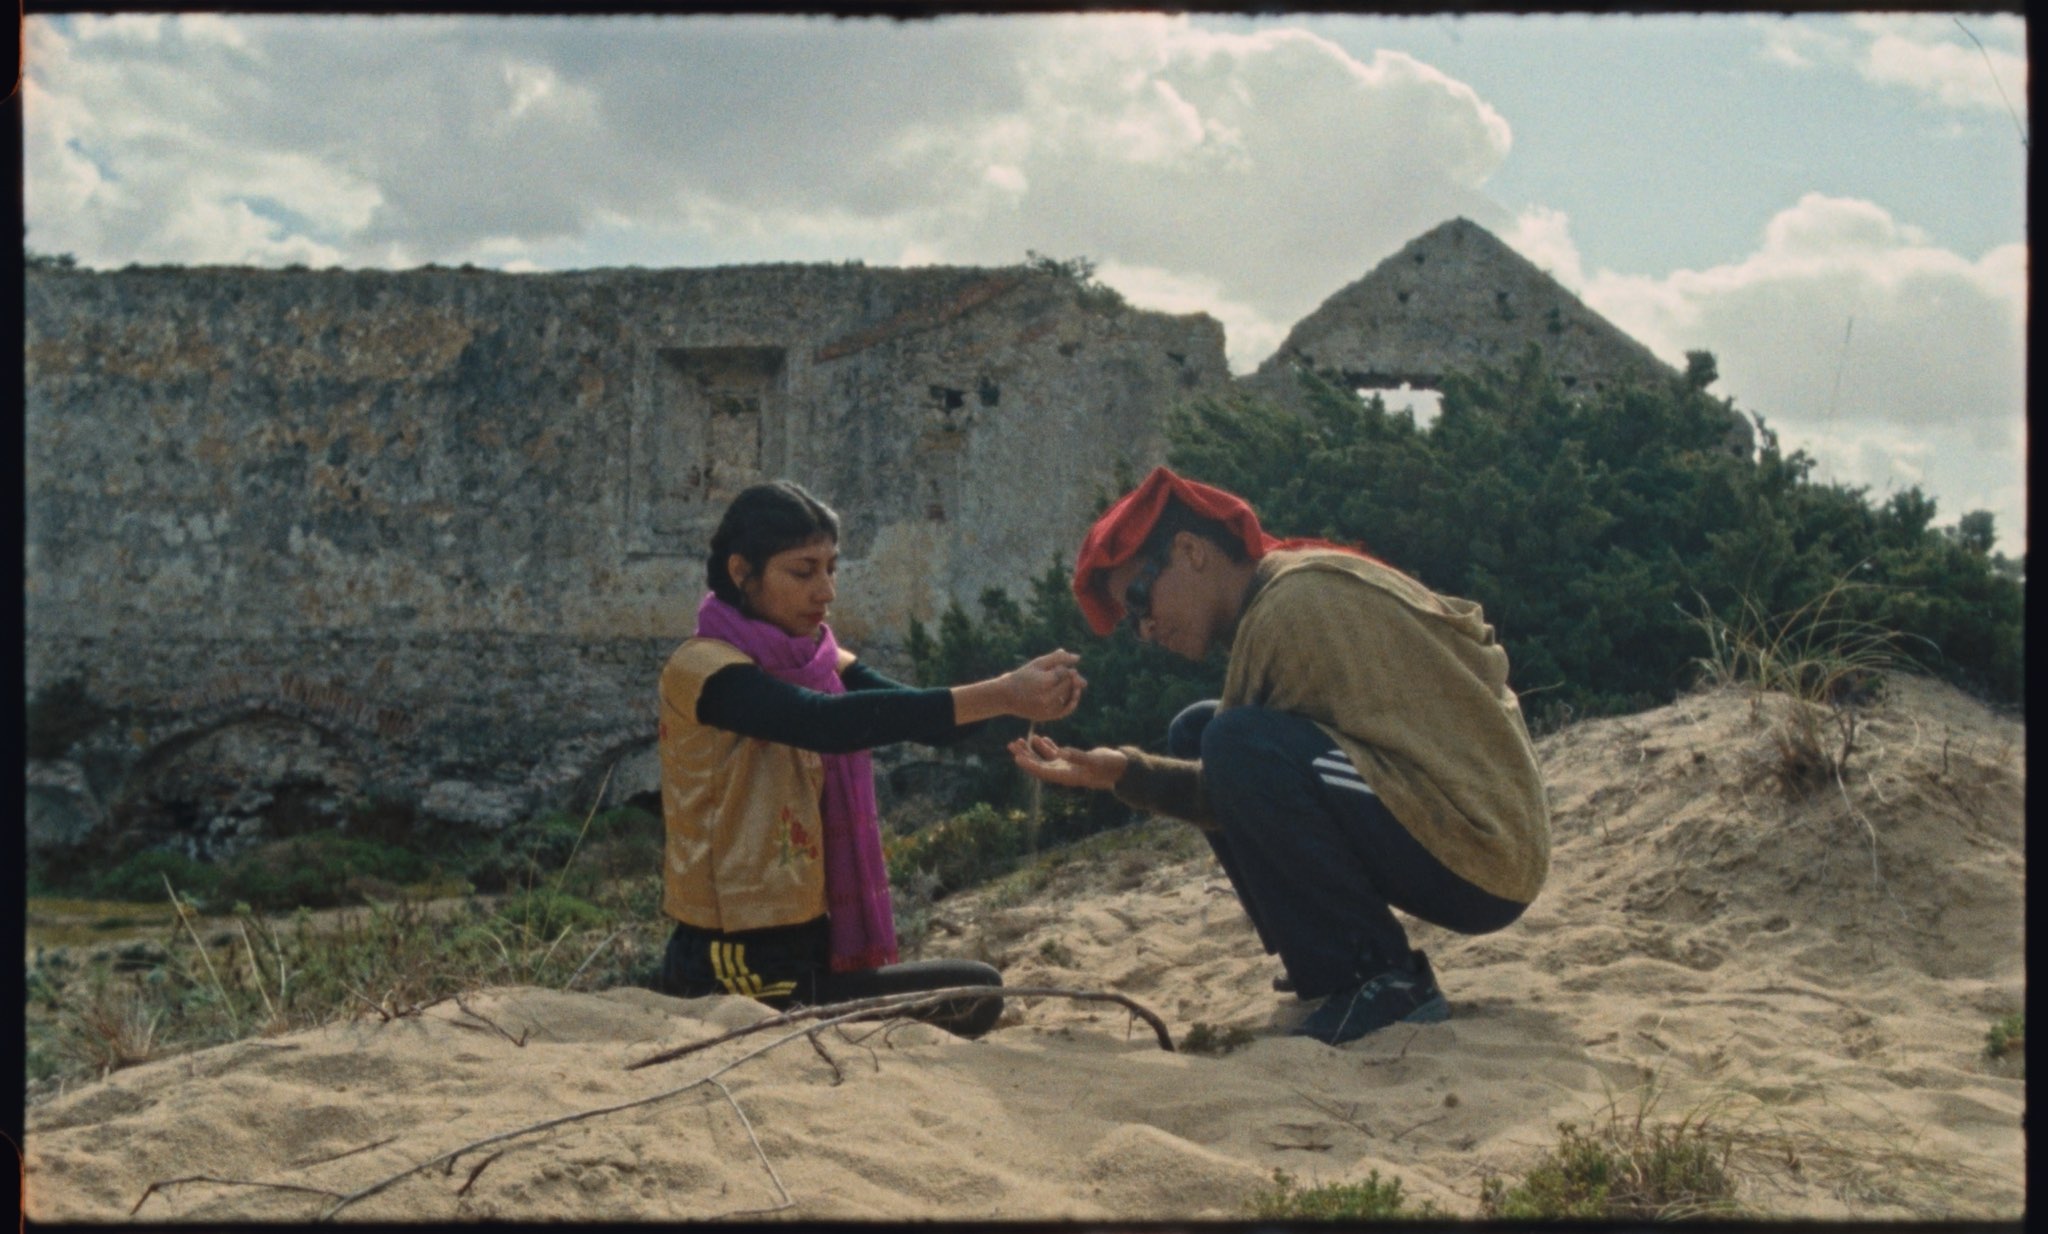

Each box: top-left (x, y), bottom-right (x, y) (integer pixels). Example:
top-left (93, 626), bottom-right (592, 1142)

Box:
top-left (1167, 701), bottom-right (1526, 1000)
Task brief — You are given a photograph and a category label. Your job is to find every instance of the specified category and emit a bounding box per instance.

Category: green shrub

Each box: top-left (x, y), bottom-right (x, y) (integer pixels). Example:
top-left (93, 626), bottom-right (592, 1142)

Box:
top-left (884, 803), bottom-right (1036, 897)
top-left (216, 833), bottom-right (430, 911)
top-left (91, 848), bottom-right (224, 905)
top-left (1479, 1119), bottom-right (1738, 1220)
top-left (1169, 357), bottom-right (2021, 722)
top-left (1985, 1012), bottom-right (2024, 1062)
top-left (905, 352), bottom-right (2021, 864)
top-left (1250, 1168), bottom-right (1440, 1220)
top-left (494, 888), bottom-right (609, 938)
top-left (464, 806), bottom-right (659, 895)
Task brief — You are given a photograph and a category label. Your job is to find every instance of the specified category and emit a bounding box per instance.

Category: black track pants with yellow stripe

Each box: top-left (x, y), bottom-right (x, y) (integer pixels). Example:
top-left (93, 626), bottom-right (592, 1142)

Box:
top-left (660, 917), bottom-right (1004, 1037)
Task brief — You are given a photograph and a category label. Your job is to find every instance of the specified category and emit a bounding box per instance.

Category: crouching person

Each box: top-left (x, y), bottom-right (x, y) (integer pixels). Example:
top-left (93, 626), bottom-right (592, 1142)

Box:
top-left (1009, 467), bottom-right (1548, 1045)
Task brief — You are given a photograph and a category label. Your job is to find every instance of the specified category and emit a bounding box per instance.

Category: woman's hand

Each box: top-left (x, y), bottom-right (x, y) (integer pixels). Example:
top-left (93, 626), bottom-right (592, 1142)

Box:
top-left (1008, 732), bottom-right (1127, 790)
top-left (1003, 649), bottom-right (1086, 722)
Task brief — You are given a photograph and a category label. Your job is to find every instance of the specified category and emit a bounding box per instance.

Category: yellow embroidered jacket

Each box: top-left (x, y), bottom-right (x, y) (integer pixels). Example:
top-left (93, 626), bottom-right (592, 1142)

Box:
top-left (658, 638), bottom-right (828, 932)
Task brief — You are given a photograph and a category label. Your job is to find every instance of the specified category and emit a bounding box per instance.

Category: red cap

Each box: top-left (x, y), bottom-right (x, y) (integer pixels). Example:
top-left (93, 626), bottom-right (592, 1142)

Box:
top-left (1072, 466), bottom-right (1377, 636)
top-left (1068, 468), bottom-right (1263, 636)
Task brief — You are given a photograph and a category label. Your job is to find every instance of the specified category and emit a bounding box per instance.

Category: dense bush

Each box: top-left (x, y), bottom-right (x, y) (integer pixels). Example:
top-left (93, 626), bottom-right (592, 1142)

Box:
top-left (1167, 351), bottom-right (2021, 723)
top-left (464, 806), bottom-right (660, 896)
top-left (884, 802), bottom-right (1039, 898)
top-left (913, 350), bottom-right (2021, 770)
top-left (214, 833), bottom-right (434, 911)
top-left (902, 349), bottom-right (2021, 855)
top-left (90, 848), bottom-right (225, 905)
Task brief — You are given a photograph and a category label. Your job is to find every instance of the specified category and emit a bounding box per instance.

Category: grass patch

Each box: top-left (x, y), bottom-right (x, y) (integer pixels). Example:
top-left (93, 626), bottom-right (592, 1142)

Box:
top-left (1480, 1117), bottom-right (1740, 1220)
top-left (1180, 1021), bottom-right (1255, 1057)
top-left (1250, 1168), bottom-right (1441, 1220)
top-left (1984, 1012), bottom-right (2023, 1064)
top-left (1688, 570), bottom-right (1925, 798)
top-left (26, 799), bottom-right (672, 1094)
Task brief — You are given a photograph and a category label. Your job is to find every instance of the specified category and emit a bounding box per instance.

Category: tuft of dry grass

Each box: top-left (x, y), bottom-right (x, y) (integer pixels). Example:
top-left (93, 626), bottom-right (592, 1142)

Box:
top-left (57, 976), bottom-right (165, 1078)
top-left (1688, 569), bottom-right (1925, 799)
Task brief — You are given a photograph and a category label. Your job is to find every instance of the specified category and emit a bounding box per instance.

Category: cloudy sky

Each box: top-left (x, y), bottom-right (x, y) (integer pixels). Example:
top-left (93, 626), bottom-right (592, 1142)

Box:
top-left (23, 10), bottom-right (2030, 555)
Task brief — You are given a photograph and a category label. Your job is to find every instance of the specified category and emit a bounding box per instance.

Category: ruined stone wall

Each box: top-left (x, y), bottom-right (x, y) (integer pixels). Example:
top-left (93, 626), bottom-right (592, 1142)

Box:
top-left (24, 264), bottom-right (1226, 855)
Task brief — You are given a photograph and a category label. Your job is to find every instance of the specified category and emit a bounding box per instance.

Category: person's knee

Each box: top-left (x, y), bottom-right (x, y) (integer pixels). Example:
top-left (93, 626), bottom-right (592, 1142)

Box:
top-left (1197, 706), bottom-right (1300, 789)
top-left (1166, 700), bottom-right (1219, 759)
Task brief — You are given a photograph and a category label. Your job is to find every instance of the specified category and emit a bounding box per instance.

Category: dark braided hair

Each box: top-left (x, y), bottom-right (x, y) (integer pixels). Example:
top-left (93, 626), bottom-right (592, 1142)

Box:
top-left (706, 481), bottom-right (840, 609)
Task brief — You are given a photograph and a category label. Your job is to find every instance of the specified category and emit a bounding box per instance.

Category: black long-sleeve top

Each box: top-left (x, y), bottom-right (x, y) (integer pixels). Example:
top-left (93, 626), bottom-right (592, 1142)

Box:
top-left (694, 660), bottom-right (984, 754)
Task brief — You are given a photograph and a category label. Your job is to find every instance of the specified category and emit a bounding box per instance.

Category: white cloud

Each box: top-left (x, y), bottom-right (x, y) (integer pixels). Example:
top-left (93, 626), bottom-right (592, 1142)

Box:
top-left (1582, 194), bottom-right (2028, 553)
top-left (23, 11), bottom-right (2023, 556)
top-left (1500, 206), bottom-right (1586, 290)
top-left (1860, 23), bottom-right (2029, 116)
top-left (23, 11), bottom-right (1516, 370)
top-left (1754, 14), bottom-right (2029, 121)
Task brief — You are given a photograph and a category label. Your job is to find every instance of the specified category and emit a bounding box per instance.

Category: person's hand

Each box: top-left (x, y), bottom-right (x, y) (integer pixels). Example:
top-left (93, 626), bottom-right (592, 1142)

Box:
top-left (1008, 732), bottom-right (1126, 790)
top-left (1005, 649), bottom-right (1086, 722)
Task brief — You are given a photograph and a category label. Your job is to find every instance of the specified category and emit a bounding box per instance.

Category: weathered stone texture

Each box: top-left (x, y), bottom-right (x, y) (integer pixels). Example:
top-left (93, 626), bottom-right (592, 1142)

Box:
top-left (1249, 217), bottom-right (1679, 396)
top-left (25, 263), bottom-right (1224, 848)
top-left (1243, 217), bottom-right (1753, 457)
top-left (25, 219), bottom-right (1736, 868)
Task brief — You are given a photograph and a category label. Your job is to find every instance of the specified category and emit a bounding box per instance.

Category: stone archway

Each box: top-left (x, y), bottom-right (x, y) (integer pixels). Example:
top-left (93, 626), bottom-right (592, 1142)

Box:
top-left (110, 711), bottom-right (369, 863)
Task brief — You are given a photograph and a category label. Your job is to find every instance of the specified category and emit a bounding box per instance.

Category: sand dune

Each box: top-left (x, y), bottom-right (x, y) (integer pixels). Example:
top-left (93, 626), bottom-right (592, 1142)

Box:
top-left (24, 677), bottom-right (2025, 1221)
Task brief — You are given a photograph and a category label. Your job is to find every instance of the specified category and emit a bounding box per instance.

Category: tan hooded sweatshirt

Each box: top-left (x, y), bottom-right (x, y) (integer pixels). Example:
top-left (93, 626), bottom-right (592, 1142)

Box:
top-left (1112, 549), bottom-right (1550, 904)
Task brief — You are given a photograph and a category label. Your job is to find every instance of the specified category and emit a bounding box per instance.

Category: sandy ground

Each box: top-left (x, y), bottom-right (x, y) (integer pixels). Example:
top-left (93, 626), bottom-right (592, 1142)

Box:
top-left (23, 676), bottom-right (2025, 1221)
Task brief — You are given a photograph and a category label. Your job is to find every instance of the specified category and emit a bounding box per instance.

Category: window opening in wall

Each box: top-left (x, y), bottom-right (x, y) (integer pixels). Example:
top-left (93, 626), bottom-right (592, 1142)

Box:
top-left (635, 346), bottom-right (786, 554)
top-left (1357, 382), bottom-right (1443, 430)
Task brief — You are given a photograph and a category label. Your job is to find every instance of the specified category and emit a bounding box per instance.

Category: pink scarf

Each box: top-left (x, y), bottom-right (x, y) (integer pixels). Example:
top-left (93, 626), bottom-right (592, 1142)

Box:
top-left (694, 593), bottom-right (898, 973)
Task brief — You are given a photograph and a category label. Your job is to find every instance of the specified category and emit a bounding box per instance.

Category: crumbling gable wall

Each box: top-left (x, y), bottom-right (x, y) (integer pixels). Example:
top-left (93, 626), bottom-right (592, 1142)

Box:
top-left (1239, 217), bottom-right (1753, 457)
top-left (23, 262), bottom-right (1225, 855)
top-left (1253, 217), bottom-right (1676, 395)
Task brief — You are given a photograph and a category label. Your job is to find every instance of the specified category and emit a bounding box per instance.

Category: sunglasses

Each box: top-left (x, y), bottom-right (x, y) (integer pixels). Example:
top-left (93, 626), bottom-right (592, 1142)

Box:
top-left (1120, 553), bottom-right (1169, 633)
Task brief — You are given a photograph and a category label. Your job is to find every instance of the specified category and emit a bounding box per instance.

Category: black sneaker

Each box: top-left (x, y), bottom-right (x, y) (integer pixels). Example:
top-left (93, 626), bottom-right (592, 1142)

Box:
top-left (1289, 950), bottom-right (1449, 1045)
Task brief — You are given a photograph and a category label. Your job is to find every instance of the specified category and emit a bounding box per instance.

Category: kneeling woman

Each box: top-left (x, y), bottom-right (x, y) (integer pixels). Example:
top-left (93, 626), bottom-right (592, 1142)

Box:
top-left (658, 480), bottom-right (1083, 1037)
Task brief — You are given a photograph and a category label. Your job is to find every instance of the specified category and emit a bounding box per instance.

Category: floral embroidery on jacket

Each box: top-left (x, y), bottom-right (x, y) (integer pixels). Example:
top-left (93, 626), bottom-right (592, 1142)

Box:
top-left (775, 805), bottom-right (821, 869)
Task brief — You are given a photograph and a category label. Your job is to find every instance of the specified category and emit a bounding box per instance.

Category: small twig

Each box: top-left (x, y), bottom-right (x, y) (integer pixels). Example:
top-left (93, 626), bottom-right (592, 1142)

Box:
top-left (1389, 1112), bottom-right (1451, 1143)
top-left (805, 1028), bottom-right (845, 1084)
top-left (453, 995), bottom-right (530, 1047)
top-left (133, 1174), bottom-right (342, 1216)
top-left (237, 920), bottom-right (279, 1027)
top-left (344, 983), bottom-right (393, 1023)
top-left (1353, 1027), bottom-right (1420, 1067)
top-left (322, 1004), bottom-right (890, 1220)
top-left (625, 984), bottom-right (1173, 1071)
top-left (711, 1077), bottom-right (794, 1217)
top-left (258, 914), bottom-right (293, 1007)
top-left (1293, 1088), bottom-right (1374, 1137)
top-left (563, 928), bottom-right (631, 991)
top-left (162, 875), bottom-right (240, 1037)
top-left (287, 1135), bottom-right (399, 1170)
top-left (549, 762), bottom-right (616, 900)
top-left (530, 922), bottom-right (579, 983)
top-left (455, 1150), bottom-right (505, 1197)
top-left (1954, 16), bottom-right (2028, 150)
